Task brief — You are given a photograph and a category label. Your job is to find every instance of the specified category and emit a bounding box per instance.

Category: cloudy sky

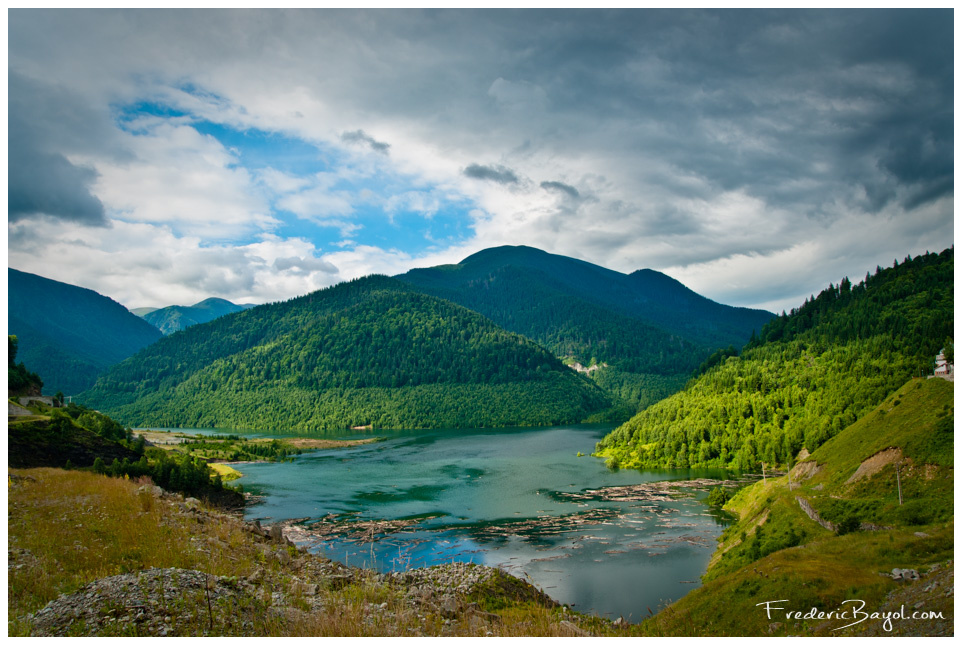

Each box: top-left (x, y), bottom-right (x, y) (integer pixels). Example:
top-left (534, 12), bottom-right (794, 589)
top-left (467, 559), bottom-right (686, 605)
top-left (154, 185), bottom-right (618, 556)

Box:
top-left (7, 9), bottom-right (954, 313)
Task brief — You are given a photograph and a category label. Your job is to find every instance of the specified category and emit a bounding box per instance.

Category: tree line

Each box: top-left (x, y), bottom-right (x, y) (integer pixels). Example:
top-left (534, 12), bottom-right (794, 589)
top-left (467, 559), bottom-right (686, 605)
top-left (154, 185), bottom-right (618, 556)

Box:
top-left (596, 248), bottom-right (953, 471)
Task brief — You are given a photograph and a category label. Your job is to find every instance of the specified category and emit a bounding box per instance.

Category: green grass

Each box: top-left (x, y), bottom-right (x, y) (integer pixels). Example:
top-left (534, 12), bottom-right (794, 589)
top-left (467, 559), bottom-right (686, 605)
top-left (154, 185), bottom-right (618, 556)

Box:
top-left (804, 378), bottom-right (954, 482)
top-left (640, 376), bottom-right (954, 636)
top-left (641, 524), bottom-right (953, 636)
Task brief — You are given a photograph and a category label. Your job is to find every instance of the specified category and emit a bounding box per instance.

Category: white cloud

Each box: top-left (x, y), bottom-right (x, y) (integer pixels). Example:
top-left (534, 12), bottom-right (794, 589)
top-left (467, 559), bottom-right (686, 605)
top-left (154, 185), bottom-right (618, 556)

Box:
top-left (384, 191), bottom-right (442, 219)
top-left (664, 194), bottom-right (955, 312)
top-left (8, 219), bottom-right (345, 308)
top-left (276, 186), bottom-right (355, 221)
top-left (90, 121), bottom-right (277, 238)
top-left (257, 167), bottom-right (312, 195)
top-left (7, 10), bottom-right (953, 312)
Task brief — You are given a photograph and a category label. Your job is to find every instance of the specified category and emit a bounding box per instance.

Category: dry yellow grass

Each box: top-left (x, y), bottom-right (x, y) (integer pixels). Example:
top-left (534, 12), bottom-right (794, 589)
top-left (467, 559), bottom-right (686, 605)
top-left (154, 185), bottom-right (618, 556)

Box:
top-left (208, 462), bottom-right (243, 480)
top-left (8, 467), bottom-right (625, 637)
top-left (8, 469), bottom-right (260, 630)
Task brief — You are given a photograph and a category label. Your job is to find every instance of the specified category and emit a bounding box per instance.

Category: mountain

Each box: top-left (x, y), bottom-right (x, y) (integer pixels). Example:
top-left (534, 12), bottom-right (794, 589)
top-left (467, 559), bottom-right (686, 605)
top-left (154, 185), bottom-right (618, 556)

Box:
top-left (396, 245), bottom-right (774, 412)
top-left (8, 335), bottom-right (43, 396)
top-left (140, 298), bottom-right (255, 335)
top-left (80, 275), bottom-right (611, 431)
top-left (643, 376), bottom-right (953, 636)
top-left (8, 269), bottom-right (164, 395)
top-left (596, 247), bottom-right (954, 471)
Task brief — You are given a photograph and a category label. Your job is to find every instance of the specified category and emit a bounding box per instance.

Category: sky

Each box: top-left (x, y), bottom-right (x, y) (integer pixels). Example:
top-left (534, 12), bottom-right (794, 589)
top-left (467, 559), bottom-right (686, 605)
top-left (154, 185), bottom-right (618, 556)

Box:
top-left (7, 8), bottom-right (955, 314)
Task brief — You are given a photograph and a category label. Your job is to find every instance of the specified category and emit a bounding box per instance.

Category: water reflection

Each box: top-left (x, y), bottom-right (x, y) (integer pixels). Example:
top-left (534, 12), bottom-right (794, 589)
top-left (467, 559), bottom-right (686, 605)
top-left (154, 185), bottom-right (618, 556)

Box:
top-left (176, 424), bottom-right (735, 622)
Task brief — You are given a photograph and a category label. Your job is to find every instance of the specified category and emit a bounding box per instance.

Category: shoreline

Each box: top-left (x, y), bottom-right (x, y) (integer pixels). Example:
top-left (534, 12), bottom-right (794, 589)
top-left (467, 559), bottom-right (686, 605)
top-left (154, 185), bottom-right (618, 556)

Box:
top-left (133, 430), bottom-right (381, 480)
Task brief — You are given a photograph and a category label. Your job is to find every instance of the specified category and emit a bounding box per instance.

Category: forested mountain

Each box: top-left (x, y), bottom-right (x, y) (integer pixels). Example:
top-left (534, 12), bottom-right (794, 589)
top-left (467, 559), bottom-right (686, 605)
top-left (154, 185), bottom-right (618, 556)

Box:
top-left (8, 269), bottom-right (164, 395)
top-left (80, 275), bottom-right (611, 431)
top-left (595, 247), bottom-right (954, 471)
top-left (397, 245), bottom-right (774, 412)
top-left (140, 297), bottom-right (256, 335)
top-left (8, 335), bottom-right (43, 396)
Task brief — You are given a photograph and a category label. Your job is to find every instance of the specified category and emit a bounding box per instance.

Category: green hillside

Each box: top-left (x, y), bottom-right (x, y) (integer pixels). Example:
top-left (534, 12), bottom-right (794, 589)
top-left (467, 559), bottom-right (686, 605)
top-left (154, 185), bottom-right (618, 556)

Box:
top-left (8, 335), bottom-right (43, 396)
top-left (8, 269), bottom-right (164, 395)
top-left (141, 297), bottom-right (254, 335)
top-left (642, 376), bottom-right (954, 636)
top-left (80, 275), bottom-right (610, 431)
top-left (397, 245), bottom-right (774, 411)
top-left (596, 248), bottom-right (953, 471)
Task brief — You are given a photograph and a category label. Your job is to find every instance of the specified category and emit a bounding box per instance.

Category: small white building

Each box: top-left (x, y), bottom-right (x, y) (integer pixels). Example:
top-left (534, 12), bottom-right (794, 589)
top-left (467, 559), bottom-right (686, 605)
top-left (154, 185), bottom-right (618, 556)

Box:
top-left (933, 349), bottom-right (953, 378)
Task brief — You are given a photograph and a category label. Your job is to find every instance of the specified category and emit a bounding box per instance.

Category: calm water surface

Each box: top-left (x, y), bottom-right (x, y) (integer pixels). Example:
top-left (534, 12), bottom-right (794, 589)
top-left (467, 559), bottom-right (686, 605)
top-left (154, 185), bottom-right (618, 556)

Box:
top-left (176, 424), bottom-right (732, 622)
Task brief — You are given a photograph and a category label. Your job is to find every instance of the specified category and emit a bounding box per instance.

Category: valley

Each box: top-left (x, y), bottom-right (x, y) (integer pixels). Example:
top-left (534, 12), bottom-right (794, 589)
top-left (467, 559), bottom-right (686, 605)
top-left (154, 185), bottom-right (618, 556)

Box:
top-left (8, 8), bottom-right (952, 638)
top-left (7, 244), bottom-right (954, 636)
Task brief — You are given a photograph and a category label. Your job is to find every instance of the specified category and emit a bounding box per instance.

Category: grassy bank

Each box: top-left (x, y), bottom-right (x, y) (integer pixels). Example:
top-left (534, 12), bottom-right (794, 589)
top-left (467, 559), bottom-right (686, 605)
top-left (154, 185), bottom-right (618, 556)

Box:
top-left (134, 430), bottom-right (380, 471)
top-left (8, 467), bottom-right (631, 637)
top-left (639, 378), bottom-right (954, 636)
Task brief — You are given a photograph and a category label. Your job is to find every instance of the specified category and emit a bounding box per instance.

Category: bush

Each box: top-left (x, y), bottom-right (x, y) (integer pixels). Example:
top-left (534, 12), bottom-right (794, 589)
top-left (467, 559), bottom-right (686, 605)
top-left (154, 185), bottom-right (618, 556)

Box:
top-left (707, 486), bottom-right (732, 507)
top-left (897, 499), bottom-right (934, 526)
top-left (836, 516), bottom-right (861, 535)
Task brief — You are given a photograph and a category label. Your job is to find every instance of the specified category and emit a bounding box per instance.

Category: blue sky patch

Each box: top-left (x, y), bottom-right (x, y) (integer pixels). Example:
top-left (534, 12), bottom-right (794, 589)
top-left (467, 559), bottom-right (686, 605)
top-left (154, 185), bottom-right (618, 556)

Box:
top-left (113, 98), bottom-right (477, 256)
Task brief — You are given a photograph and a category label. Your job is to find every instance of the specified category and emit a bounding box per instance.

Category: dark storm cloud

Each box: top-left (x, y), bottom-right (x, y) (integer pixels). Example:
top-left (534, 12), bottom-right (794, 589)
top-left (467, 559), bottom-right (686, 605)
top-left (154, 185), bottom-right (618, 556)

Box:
top-left (463, 163), bottom-right (518, 184)
top-left (478, 9), bottom-right (953, 216)
top-left (8, 147), bottom-right (106, 224)
top-left (540, 181), bottom-right (579, 199)
top-left (5, 9), bottom-right (953, 312)
top-left (341, 129), bottom-right (390, 154)
top-left (8, 71), bottom-right (120, 225)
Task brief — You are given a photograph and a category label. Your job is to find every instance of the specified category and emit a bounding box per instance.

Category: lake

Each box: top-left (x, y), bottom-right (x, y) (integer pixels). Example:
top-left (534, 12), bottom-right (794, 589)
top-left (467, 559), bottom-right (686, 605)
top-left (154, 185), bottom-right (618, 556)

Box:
top-left (179, 424), bottom-right (733, 622)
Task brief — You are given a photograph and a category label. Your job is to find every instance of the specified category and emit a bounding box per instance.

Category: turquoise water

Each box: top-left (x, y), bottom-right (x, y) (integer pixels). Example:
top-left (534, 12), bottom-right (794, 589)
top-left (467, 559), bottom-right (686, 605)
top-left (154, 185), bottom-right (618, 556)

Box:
top-left (184, 424), bottom-right (732, 622)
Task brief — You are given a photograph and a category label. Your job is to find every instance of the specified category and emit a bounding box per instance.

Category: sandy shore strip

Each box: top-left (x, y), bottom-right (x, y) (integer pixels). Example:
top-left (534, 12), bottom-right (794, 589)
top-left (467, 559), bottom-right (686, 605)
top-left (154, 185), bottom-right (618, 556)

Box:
top-left (133, 429), bottom-right (380, 450)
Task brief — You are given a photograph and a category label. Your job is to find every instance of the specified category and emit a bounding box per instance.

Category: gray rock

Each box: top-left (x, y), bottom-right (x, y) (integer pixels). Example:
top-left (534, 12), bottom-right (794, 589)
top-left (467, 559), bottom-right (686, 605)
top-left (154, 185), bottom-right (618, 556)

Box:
top-left (559, 620), bottom-right (589, 636)
top-left (891, 568), bottom-right (920, 581)
top-left (291, 581), bottom-right (319, 596)
top-left (438, 595), bottom-right (459, 618)
top-left (137, 485), bottom-right (164, 498)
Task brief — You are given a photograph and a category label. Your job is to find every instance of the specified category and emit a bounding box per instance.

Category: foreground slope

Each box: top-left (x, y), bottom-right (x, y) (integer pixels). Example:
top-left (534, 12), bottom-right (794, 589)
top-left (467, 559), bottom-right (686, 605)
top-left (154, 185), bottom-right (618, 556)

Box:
top-left (8, 269), bottom-right (164, 395)
top-left (597, 248), bottom-right (953, 470)
top-left (141, 297), bottom-right (255, 335)
top-left (9, 468), bottom-right (623, 637)
top-left (397, 245), bottom-right (774, 411)
top-left (642, 377), bottom-right (953, 636)
top-left (81, 275), bottom-right (609, 431)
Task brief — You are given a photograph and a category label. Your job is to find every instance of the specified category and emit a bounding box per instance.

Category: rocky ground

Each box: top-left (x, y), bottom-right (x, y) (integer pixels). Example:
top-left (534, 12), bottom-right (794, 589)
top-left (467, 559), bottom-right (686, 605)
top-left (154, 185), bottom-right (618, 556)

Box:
top-left (16, 492), bottom-right (574, 637)
top-left (854, 559), bottom-right (954, 637)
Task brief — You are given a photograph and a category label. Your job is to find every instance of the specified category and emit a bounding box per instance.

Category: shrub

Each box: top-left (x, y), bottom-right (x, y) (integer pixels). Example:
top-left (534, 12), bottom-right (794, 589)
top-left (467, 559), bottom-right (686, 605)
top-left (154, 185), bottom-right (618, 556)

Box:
top-left (707, 486), bottom-right (732, 507)
top-left (897, 499), bottom-right (934, 526)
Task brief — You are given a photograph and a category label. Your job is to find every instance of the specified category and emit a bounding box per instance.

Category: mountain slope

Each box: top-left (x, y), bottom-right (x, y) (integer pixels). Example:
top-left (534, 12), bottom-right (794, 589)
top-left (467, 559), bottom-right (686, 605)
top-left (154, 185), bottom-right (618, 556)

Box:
top-left (141, 297), bottom-right (255, 335)
top-left (80, 275), bottom-right (610, 431)
top-left (596, 247), bottom-right (954, 471)
top-left (396, 245), bottom-right (774, 412)
top-left (398, 246), bottom-right (774, 351)
top-left (8, 269), bottom-right (164, 395)
top-left (643, 376), bottom-right (953, 636)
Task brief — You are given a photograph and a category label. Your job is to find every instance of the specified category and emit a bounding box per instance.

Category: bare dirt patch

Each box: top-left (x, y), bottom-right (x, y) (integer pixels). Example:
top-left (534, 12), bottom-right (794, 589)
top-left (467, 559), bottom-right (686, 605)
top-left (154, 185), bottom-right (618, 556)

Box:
top-left (790, 460), bottom-right (820, 483)
top-left (846, 447), bottom-right (903, 485)
top-left (283, 438), bottom-right (378, 450)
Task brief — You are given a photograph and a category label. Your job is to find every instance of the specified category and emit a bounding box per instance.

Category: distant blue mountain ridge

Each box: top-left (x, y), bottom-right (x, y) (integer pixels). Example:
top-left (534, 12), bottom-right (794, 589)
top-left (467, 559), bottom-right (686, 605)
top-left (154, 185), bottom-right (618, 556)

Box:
top-left (138, 298), bottom-right (257, 335)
